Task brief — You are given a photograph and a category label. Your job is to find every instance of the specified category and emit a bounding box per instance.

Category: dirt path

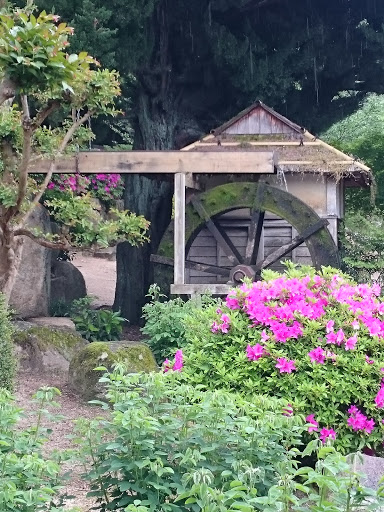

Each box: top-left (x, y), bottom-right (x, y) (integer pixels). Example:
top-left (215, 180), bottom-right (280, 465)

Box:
top-left (15, 373), bottom-right (102, 511)
top-left (72, 254), bottom-right (117, 308)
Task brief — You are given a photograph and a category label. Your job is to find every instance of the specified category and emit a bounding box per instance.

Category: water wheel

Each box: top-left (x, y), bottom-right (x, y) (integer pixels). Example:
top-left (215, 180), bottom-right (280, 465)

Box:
top-left (151, 182), bottom-right (340, 288)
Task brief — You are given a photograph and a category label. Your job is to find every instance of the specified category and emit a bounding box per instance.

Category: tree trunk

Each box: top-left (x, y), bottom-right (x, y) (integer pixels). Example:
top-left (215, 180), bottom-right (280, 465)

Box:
top-left (114, 94), bottom-right (176, 324)
top-left (0, 229), bottom-right (23, 302)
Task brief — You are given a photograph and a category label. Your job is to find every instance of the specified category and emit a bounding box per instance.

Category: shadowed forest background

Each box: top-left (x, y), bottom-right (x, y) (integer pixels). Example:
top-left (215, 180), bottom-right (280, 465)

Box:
top-left (24, 0), bottom-right (384, 320)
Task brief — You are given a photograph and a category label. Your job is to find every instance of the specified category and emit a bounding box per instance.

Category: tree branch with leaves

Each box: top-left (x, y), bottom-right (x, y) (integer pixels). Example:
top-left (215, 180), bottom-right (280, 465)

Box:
top-left (0, 2), bottom-right (149, 300)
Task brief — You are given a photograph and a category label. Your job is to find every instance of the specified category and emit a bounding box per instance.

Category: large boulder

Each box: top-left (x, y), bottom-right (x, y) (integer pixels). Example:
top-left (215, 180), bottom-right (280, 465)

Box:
top-left (13, 324), bottom-right (88, 374)
top-left (50, 260), bottom-right (87, 306)
top-left (10, 205), bottom-right (51, 318)
top-left (68, 341), bottom-right (158, 399)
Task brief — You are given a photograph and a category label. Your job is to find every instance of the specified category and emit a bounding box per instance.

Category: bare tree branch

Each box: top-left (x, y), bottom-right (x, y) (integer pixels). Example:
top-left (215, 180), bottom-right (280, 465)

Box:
top-left (13, 227), bottom-right (72, 250)
top-left (0, 77), bottom-right (17, 106)
top-left (19, 108), bottom-right (95, 228)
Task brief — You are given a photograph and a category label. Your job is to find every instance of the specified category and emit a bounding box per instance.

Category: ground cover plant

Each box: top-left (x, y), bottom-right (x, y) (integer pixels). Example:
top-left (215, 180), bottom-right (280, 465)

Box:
top-left (175, 264), bottom-right (384, 455)
top-left (0, 386), bottom-right (76, 511)
top-left (0, 293), bottom-right (16, 390)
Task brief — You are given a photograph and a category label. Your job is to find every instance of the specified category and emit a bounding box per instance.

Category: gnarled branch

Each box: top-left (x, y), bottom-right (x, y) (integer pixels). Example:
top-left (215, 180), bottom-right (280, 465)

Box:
top-left (13, 227), bottom-right (72, 250)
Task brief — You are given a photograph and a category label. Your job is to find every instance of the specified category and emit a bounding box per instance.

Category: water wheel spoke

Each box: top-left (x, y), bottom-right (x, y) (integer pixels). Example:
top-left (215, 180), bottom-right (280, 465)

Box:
top-left (150, 254), bottom-right (231, 277)
top-left (244, 181), bottom-right (266, 265)
top-left (256, 218), bottom-right (328, 271)
top-left (244, 209), bottom-right (265, 265)
top-left (190, 196), bottom-right (242, 265)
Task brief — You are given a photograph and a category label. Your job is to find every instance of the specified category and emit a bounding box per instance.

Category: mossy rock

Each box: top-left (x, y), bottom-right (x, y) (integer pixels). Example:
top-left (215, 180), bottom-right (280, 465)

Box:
top-left (68, 341), bottom-right (158, 400)
top-left (13, 325), bottom-right (88, 374)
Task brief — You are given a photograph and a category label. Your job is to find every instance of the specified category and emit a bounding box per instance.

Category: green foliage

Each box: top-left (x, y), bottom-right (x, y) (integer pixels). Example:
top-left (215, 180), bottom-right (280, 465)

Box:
top-left (70, 298), bottom-right (125, 341)
top-left (141, 284), bottom-right (218, 364)
top-left (44, 194), bottom-right (149, 248)
top-left (74, 369), bottom-right (306, 511)
top-left (180, 265), bottom-right (384, 455)
top-left (0, 386), bottom-right (77, 511)
top-left (75, 368), bottom-right (384, 511)
top-left (0, 294), bottom-right (16, 391)
top-left (340, 210), bottom-right (384, 282)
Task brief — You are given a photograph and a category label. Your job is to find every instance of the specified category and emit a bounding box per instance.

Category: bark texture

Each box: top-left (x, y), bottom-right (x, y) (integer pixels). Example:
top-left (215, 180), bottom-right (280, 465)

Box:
top-left (114, 94), bottom-right (175, 323)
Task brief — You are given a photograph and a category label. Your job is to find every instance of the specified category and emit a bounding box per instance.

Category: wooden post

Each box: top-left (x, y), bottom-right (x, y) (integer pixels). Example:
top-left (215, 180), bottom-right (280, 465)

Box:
top-left (174, 173), bottom-right (186, 285)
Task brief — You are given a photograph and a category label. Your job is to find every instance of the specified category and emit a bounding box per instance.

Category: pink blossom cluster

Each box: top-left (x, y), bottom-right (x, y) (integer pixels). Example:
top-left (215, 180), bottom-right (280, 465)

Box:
top-left (211, 310), bottom-right (231, 334)
top-left (375, 382), bottom-right (384, 408)
top-left (246, 343), bottom-right (266, 361)
top-left (275, 357), bottom-right (296, 373)
top-left (91, 173), bottom-right (122, 194)
top-left (48, 174), bottom-right (90, 193)
top-left (306, 414), bottom-right (337, 443)
top-left (163, 349), bottom-right (183, 373)
top-left (308, 346), bottom-right (336, 364)
top-left (347, 405), bottom-right (375, 434)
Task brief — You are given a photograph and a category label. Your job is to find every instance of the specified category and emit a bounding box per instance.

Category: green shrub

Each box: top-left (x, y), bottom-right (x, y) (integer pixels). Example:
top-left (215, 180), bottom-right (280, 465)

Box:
top-left (0, 386), bottom-right (76, 511)
top-left (70, 297), bottom-right (125, 342)
top-left (75, 368), bottom-right (307, 511)
top-left (75, 368), bottom-right (384, 512)
top-left (141, 284), bottom-right (218, 363)
top-left (180, 264), bottom-right (384, 455)
top-left (0, 293), bottom-right (16, 390)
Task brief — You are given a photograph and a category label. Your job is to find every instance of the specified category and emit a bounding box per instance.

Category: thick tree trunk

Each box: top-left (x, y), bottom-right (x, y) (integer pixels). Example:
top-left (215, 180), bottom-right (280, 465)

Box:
top-left (0, 229), bottom-right (23, 302)
top-left (114, 95), bottom-right (176, 324)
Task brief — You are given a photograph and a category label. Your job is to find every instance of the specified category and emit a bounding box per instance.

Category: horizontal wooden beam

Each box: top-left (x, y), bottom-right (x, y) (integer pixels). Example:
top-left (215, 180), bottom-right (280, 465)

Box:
top-left (29, 150), bottom-right (275, 175)
top-left (170, 283), bottom-right (234, 295)
top-left (194, 141), bottom-right (322, 147)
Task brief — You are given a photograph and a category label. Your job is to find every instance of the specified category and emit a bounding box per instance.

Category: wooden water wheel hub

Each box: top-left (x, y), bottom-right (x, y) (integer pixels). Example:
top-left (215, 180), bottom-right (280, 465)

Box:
top-left (229, 264), bottom-right (256, 284)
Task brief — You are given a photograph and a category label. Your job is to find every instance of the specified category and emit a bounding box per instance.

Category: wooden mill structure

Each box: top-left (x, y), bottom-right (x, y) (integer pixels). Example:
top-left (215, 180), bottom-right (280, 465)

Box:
top-left (33, 101), bottom-right (371, 296)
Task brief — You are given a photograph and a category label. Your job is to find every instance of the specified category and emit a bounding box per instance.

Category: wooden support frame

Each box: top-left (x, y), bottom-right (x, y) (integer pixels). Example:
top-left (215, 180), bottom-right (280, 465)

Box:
top-left (30, 150), bottom-right (275, 175)
top-left (174, 173), bottom-right (186, 286)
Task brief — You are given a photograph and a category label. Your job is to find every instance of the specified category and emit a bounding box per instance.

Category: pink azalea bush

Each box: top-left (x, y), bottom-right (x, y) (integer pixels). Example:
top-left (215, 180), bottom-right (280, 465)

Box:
top-left (181, 265), bottom-right (384, 454)
top-left (45, 173), bottom-right (124, 203)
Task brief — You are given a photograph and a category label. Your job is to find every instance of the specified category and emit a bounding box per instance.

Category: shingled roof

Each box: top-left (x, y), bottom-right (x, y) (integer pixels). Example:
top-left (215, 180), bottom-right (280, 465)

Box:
top-left (181, 101), bottom-right (371, 186)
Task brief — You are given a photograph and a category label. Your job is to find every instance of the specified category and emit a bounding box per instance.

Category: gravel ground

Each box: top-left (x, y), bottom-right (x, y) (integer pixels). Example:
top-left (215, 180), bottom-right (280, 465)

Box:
top-left (72, 254), bottom-right (117, 308)
top-left (15, 372), bottom-right (104, 511)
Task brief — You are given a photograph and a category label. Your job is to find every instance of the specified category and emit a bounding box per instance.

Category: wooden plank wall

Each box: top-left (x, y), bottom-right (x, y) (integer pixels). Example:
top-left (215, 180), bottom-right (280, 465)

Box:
top-left (224, 107), bottom-right (297, 136)
top-left (185, 211), bottom-right (312, 284)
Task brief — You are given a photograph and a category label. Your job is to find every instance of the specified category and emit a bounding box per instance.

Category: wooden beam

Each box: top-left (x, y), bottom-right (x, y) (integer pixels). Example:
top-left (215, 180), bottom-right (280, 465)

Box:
top-left (151, 254), bottom-right (231, 277)
top-left (174, 173), bottom-right (186, 285)
top-left (29, 150), bottom-right (275, 175)
top-left (244, 182), bottom-right (266, 265)
top-left (170, 284), bottom-right (234, 295)
top-left (194, 141), bottom-right (322, 146)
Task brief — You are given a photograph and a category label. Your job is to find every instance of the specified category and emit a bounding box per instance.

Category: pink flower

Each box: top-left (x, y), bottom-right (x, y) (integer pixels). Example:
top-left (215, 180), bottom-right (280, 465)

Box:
top-left (246, 343), bottom-right (265, 361)
top-left (351, 320), bottom-right (360, 330)
top-left (163, 358), bottom-right (171, 373)
top-left (261, 329), bottom-right (269, 342)
top-left (336, 329), bottom-right (345, 345)
top-left (226, 296), bottom-right (240, 310)
top-left (306, 414), bottom-right (318, 432)
top-left (345, 335), bottom-right (358, 351)
top-left (326, 320), bottom-right (334, 333)
top-left (308, 346), bottom-right (326, 364)
top-left (320, 428), bottom-right (337, 443)
top-left (47, 182), bottom-right (55, 189)
top-left (348, 405), bottom-right (358, 415)
top-left (211, 321), bottom-right (219, 333)
top-left (375, 385), bottom-right (384, 408)
top-left (173, 349), bottom-right (183, 372)
top-left (347, 406), bottom-right (375, 434)
top-left (275, 357), bottom-right (296, 374)
top-left (365, 355), bottom-right (375, 364)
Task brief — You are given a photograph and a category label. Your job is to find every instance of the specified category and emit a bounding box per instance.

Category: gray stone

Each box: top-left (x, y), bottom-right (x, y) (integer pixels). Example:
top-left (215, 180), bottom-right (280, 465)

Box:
top-left (68, 341), bottom-right (158, 400)
top-left (29, 316), bottom-right (77, 332)
top-left (51, 260), bottom-right (87, 305)
top-left (13, 324), bottom-right (88, 374)
top-left (10, 205), bottom-right (51, 318)
top-left (349, 454), bottom-right (384, 490)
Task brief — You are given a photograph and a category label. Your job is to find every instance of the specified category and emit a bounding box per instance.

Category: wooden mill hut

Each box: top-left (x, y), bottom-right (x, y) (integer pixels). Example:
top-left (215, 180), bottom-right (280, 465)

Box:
top-left (154, 101), bottom-right (371, 294)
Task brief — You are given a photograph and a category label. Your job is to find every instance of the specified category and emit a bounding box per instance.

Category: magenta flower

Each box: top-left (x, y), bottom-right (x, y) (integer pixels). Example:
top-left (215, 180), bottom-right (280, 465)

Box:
top-left (365, 355), bottom-right (375, 364)
top-left (347, 405), bottom-right (375, 434)
top-left (173, 349), bottom-right (183, 372)
top-left (246, 343), bottom-right (265, 361)
top-left (275, 357), bottom-right (296, 374)
top-left (261, 329), bottom-right (269, 342)
top-left (345, 335), bottom-right (358, 351)
top-left (47, 182), bottom-right (55, 189)
top-left (320, 428), bottom-right (337, 443)
top-left (326, 320), bottom-right (334, 333)
top-left (306, 414), bottom-right (319, 432)
top-left (375, 384), bottom-right (384, 408)
top-left (351, 319), bottom-right (360, 330)
top-left (226, 296), bottom-right (240, 310)
top-left (282, 404), bottom-right (293, 416)
top-left (163, 358), bottom-right (171, 373)
top-left (308, 346), bottom-right (326, 364)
